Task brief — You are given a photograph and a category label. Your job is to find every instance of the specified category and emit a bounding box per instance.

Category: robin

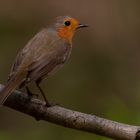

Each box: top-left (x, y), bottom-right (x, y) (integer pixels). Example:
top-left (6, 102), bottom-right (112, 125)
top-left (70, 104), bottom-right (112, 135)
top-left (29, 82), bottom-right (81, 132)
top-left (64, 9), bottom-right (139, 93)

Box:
top-left (0, 16), bottom-right (88, 106)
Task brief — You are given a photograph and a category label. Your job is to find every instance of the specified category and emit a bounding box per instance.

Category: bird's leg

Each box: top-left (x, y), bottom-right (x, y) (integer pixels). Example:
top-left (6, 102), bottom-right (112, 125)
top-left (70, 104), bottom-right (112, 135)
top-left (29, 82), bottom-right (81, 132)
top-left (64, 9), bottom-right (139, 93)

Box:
top-left (36, 80), bottom-right (50, 107)
top-left (26, 86), bottom-right (38, 98)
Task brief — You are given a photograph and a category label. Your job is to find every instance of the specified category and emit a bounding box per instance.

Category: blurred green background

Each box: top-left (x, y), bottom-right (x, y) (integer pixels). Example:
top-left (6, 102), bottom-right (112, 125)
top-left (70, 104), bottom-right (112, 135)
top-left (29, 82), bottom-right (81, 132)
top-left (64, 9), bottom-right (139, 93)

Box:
top-left (0, 0), bottom-right (140, 139)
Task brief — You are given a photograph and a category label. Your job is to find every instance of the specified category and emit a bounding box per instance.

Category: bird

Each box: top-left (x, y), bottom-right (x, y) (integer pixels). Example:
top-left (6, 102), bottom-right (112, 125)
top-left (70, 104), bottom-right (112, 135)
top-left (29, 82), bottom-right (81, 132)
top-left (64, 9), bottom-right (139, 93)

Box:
top-left (0, 16), bottom-right (88, 106)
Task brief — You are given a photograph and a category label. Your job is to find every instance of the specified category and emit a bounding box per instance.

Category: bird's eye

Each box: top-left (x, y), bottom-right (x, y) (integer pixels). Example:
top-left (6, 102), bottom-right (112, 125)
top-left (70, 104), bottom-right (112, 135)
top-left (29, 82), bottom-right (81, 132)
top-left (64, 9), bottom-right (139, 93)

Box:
top-left (64, 21), bottom-right (71, 26)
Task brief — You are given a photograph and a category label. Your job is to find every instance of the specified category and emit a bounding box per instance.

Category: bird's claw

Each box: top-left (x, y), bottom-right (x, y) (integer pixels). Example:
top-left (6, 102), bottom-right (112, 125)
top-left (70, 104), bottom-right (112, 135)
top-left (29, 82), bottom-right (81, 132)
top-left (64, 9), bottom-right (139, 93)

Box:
top-left (45, 101), bottom-right (59, 107)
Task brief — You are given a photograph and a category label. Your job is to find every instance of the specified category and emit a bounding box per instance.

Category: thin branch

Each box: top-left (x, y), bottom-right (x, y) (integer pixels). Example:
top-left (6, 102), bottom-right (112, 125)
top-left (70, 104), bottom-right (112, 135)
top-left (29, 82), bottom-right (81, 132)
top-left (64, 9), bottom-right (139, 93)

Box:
top-left (0, 84), bottom-right (140, 140)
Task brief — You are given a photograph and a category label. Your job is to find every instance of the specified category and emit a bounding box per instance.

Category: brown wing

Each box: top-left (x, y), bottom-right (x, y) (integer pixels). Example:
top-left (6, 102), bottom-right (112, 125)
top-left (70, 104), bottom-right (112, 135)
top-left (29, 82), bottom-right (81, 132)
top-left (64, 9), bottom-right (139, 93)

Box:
top-left (8, 28), bottom-right (71, 87)
top-left (8, 29), bottom-right (58, 81)
top-left (24, 39), bottom-right (71, 85)
top-left (7, 49), bottom-right (24, 81)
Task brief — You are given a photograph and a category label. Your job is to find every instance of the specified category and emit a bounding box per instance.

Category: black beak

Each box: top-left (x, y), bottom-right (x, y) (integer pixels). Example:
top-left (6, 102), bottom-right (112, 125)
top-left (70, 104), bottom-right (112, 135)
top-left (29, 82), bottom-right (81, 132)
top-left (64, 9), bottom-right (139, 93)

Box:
top-left (77, 24), bottom-right (88, 29)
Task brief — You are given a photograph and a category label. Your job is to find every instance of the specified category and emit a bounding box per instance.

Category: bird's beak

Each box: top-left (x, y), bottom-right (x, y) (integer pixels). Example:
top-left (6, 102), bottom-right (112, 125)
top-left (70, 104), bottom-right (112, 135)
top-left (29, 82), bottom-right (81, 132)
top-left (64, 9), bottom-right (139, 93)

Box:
top-left (77, 24), bottom-right (88, 29)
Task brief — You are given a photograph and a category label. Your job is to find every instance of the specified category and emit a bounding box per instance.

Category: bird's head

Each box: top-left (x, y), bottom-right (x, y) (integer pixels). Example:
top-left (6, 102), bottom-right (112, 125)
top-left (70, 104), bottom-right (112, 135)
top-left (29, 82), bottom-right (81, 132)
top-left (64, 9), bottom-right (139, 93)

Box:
top-left (53, 16), bottom-right (88, 42)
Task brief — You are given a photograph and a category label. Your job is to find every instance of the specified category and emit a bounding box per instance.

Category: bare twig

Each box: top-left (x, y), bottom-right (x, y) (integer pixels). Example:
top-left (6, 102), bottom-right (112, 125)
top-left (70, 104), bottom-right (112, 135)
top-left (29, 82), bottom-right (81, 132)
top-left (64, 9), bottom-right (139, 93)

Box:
top-left (0, 84), bottom-right (140, 140)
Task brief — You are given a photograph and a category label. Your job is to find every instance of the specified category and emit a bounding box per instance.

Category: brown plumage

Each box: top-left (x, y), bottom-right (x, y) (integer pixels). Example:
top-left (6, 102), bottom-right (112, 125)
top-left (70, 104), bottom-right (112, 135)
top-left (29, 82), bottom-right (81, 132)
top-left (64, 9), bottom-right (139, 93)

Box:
top-left (0, 16), bottom-right (88, 106)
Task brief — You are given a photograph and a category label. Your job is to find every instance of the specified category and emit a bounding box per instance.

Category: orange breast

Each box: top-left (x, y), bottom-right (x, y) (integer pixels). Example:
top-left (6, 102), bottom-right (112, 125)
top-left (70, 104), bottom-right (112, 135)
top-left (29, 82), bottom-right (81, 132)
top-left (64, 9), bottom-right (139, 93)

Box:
top-left (58, 27), bottom-right (74, 43)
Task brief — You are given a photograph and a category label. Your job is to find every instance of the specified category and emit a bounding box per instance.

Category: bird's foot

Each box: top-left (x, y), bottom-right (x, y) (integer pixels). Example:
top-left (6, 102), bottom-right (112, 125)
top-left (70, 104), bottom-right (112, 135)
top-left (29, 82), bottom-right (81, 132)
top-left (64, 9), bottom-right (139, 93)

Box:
top-left (27, 91), bottom-right (39, 98)
top-left (29, 93), bottom-right (39, 98)
top-left (26, 87), bottom-right (38, 98)
top-left (34, 102), bottom-right (59, 121)
top-left (45, 101), bottom-right (59, 107)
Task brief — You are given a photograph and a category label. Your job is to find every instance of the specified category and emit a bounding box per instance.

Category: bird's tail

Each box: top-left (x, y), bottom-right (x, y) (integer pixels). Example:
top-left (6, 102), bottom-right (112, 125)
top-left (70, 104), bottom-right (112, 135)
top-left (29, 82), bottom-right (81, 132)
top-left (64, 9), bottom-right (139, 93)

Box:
top-left (0, 71), bottom-right (26, 105)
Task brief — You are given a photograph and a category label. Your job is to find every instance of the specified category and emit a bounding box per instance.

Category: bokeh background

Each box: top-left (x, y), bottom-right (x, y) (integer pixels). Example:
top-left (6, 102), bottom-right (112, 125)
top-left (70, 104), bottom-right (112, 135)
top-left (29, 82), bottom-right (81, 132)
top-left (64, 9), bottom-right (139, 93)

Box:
top-left (0, 0), bottom-right (140, 139)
